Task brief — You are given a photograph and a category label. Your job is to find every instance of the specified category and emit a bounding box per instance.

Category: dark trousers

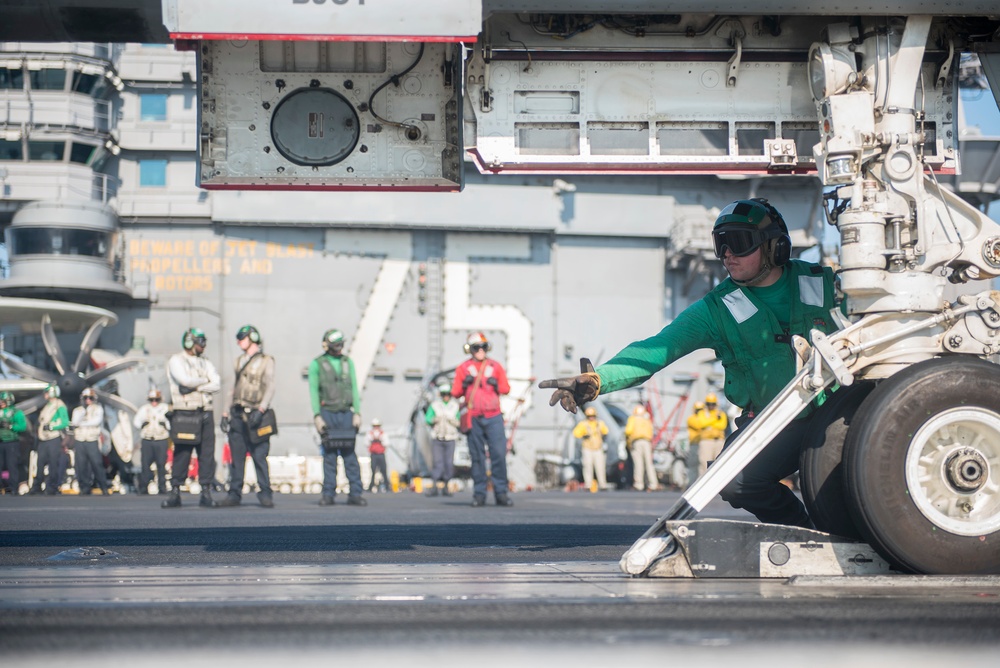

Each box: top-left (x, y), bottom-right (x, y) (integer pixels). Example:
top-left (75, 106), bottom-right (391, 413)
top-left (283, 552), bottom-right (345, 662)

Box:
top-left (320, 409), bottom-right (362, 498)
top-left (31, 437), bottom-right (64, 493)
top-left (74, 440), bottom-right (109, 493)
top-left (107, 446), bottom-right (134, 490)
top-left (228, 413), bottom-right (271, 498)
top-left (57, 448), bottom-right (71, 489)
top-left (719, 415), bottom-right (813, 528)
top-left (140, 438), bottom-right (169, 493)
top-left (430, 439), bottom-right (455, 483)
top-left (0, 441), bottom-right (19, 492)
top-left (368, 452), bottom-right (388, 491)
top-left (467, 414), bottom-right (508, 498)
top-left (170, 410), bottom-right (216, 488)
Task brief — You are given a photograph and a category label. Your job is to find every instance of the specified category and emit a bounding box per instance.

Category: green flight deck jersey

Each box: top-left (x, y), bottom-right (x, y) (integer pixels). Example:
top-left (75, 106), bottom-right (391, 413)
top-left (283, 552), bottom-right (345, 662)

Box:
top-left (597, 260), bottom-right (839, 416)
top-left (308, 354), bottom-right (360, 415)
top-left (0, 406), bottom-right (27, 443)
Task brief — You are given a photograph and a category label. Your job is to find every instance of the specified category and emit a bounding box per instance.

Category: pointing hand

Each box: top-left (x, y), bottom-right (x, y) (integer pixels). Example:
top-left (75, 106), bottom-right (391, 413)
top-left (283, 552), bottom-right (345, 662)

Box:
top-left (538, 358), bottom-right (601, 414)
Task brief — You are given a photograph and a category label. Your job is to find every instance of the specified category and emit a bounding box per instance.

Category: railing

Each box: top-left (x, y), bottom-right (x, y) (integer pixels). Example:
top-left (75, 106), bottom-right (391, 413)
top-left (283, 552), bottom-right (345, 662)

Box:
top-left (0, 42), bottom-right (117, 65)
top-left (0, 165), bottom-right (119, 205)
top-left (86, 172), bottom-right (119, 204)
top-left (1, 93), bottom-right (113, 132)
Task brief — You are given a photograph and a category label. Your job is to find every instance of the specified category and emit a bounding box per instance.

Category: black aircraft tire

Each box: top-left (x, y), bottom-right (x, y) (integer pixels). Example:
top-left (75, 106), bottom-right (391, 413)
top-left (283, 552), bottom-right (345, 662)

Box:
top-left (798, 382), bottom-right (875, 540)
top-left (843, 356), bottom-right (1000, 574)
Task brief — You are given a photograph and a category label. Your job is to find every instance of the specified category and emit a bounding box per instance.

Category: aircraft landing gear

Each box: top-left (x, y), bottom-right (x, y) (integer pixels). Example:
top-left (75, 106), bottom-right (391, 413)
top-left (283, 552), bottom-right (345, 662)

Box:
top-left (798, 381), bottom-right (875, 541)
top-left (625, 356), bottom-right (1000, 578)
top-left (843, 357), bottom-right (1000, 575)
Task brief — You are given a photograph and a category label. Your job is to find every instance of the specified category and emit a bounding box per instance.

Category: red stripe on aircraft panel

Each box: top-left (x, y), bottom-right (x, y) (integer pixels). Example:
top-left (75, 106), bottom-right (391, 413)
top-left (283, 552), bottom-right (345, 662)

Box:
top-left (170, 33), bottom-right (476, 43)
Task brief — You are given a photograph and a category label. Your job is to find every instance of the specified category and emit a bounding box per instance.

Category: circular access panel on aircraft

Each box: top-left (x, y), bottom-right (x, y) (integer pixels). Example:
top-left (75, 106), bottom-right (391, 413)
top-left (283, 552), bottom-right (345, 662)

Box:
top-left (270, 88), bottom-right (360, 166)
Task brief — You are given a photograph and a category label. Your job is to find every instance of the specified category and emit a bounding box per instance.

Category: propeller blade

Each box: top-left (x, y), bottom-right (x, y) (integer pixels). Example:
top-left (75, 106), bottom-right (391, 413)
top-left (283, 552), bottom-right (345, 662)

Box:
top-left (0, 379), bottom-right (49, 394)
top-left (14, 393), bottom-right (47, 416)
top-left (93, 388), bottom-right (138, 415)
top-left (41, 314), bottom-right (69, 376)
top-left (84, 357), bottom-right (142, 385)
top-left (73, 317), bottom-right (110, 374)
top-left (0, 351), bottom-right (58, 382)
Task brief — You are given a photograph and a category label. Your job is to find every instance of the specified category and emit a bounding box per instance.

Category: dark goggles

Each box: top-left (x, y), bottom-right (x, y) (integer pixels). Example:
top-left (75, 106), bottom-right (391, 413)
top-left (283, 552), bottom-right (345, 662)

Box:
top-left (469, 343), bottom-right (488, 352)
top-left (236, 330), bottom-right (251, 341)
top-left (712, 226), bottom-right (769, 259)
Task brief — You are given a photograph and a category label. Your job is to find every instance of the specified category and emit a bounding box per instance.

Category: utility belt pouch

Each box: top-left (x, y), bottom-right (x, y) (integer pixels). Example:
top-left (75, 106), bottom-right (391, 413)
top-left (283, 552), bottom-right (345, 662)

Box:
top-left (247, 408), bottom-right (278, 445)
top-left (170, 410), bottom-right (203, 446)
top-left (321, 432), bottom-right (356, 453)
top-left (458, 408), bottom-right (472, 434)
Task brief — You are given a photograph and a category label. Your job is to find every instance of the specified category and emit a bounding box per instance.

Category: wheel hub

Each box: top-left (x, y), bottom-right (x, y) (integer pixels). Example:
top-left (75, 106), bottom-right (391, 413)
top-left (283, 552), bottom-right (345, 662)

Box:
top-left (905, 407), bottom-right (1000, 536)
top-left (945, 448), bottom-right (988, 492)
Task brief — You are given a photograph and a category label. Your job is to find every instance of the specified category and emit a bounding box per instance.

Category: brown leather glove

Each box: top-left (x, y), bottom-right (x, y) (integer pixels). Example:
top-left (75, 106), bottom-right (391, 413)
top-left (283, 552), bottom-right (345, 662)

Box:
top-left (538, 358), bottom-right (601, 414)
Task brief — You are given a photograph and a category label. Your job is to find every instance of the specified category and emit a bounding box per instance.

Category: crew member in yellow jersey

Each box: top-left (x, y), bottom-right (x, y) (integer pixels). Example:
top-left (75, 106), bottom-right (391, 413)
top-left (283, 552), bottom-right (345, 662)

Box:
top-left (572, 407), bottom-right (608, 491)
top-left (624, 404), bottom-right (657, 491)
top-left (689, 393), bottom-right (728, 479)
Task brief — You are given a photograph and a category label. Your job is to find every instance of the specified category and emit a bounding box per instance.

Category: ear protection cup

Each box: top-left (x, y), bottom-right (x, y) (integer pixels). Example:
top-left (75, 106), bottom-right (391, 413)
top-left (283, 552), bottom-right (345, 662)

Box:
top-left (748, 197), bottom-right (791, 267)
top-left (238, 325), bottom-right (261, 344)
top-left (464, 332), bottom-right (491, 354)
top-left (182, 327), bottom-right (206, 350)
top-left (771, 234), bottom-right (792, 266)
top-left (322, 329), bottom-right (344, 352)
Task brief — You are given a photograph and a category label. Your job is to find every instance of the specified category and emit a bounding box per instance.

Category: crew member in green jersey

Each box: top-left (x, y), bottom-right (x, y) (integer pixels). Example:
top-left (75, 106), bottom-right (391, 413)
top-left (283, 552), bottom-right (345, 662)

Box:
top-left (309, 329), bottom-right (366, 507)
top-left (28, 384), bottom-right (70, 495)
top-left (0, 391), bottom-right (27, 494)
top-left (541, 198), bottom-right (840, 529)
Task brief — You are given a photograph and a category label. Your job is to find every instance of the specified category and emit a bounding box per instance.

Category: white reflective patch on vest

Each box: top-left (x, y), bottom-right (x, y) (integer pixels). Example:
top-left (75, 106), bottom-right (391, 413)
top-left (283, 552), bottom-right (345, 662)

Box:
top-left (799, 275), bottom-right (825, 307)
top-left (722, 290), bottom-right (758, 324)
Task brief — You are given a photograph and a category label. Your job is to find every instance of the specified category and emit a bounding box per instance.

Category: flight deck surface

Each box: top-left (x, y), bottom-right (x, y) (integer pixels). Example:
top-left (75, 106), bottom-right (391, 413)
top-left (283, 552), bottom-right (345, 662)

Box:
top-left (0, 490), bottom-right (997, 665)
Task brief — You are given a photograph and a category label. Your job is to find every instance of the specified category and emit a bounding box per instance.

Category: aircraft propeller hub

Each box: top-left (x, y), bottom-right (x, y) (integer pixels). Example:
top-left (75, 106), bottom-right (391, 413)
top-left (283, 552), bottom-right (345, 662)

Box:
top-left (58, 373), bottom-right (88, 400)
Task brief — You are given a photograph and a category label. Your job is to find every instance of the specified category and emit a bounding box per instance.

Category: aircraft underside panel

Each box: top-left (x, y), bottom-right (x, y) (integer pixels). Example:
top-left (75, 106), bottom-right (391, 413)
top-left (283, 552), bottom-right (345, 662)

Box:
top-left (197, 40), bottom-right (464, 191)
top-left (465, 14), bottom-right (958, 176)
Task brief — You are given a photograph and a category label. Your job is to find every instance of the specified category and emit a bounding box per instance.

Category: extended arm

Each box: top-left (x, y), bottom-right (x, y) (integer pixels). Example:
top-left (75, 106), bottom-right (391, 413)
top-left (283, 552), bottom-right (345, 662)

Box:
top-left (597, 301), bottom-right (715, 394)
top-left (541, 301), bottom-right (717, 413)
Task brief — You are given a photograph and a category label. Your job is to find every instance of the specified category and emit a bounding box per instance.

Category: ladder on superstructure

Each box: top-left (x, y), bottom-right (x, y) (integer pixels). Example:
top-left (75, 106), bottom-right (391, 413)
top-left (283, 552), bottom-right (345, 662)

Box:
top-left (424, 257), bottom-right (444, 375)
